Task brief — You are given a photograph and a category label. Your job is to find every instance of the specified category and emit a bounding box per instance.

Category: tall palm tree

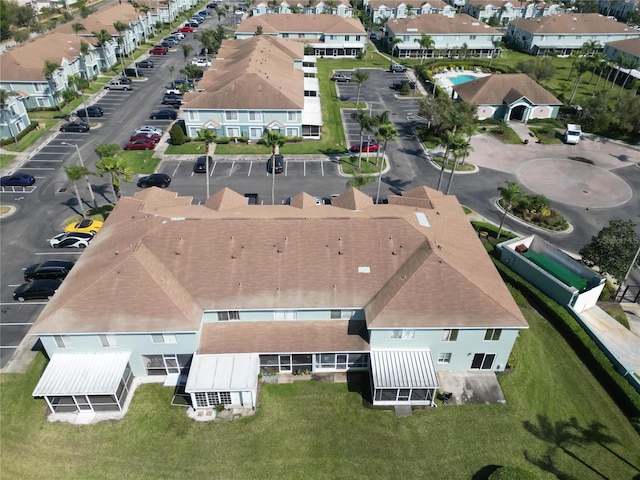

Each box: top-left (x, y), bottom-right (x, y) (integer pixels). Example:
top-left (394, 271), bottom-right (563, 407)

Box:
top-left (375, 123), bottom-right (397, 204)
top-left (261, 130), bottom-right (287, 204)
top-left (348, 174), bottom-right (374, 190)
top-left (445, 139), bottom-right (472, 195)
top-left (389, 36), bottom-right (403, 61)
top-left (195, 29), bottom-right (220, 62)
top-left (65, 165), bottom-right (90, 218)
top-left (43, 60), bottom-right (61, 107)
top-left (497, 181), bottom-right (521, 239)
top-left (587, 52), bottom-right (606, 84)
top-left (79, 40), bottom-right (93, 81)
top-left (95, 144), bottom-right (133, 201)
top-left (489, 39), bottom-right (504, 67)
top-left (414, 33), bottom-right (434, 65)
top-left (569, 59), bottom-right (589, 104)
top-left (459, 123), bottom-right (477, 165)
top-left (351, 110), bottom-right (375, 169)
top-left (197, 129), bottom-right (217, 198)
top-left (70, 74), bottom-right (91, 120)
top-left (436, 131), bottom-right (465, 191)
top-left (113, 21), bottom-right (130, 72)
top-left (351, 69), bottom-right (369, 109)
top-left (214, 7), bottom-right (226, 22)
top-left (182, 43), bottom-right (193, 66)
top-left (617, 57), bottom-right (639, 97)
top-left (71, 22), bottom-right (86, 36)
top-left (0, 89), bottom-right (19, 144)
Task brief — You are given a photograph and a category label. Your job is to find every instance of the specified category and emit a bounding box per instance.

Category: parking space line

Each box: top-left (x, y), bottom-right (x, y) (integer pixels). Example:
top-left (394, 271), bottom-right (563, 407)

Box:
top-left (2, 322), bottom-right (35, 326)
top-left (171, 161), bottom-right (181, 177)
top-left (321, 160), bottom-right (324, 176)
top-left (229, 160), bottom-right (235, 176)
top-left (0, 345), bottom-right (19, 349)
top-left (212, 160), bottom-right (217, 175)
top-left (247, 161), bottom-right (252, 176)
top-left (0, 302), bottom-right (47, 305)
top-left (28, 159), bottom-right (63, 163)
top-left (16, 167), bottom-right (55, 170)
top-left (35, 251), bottom-right (81, 255)
top-left (303, 161), bottom-right (306, 176)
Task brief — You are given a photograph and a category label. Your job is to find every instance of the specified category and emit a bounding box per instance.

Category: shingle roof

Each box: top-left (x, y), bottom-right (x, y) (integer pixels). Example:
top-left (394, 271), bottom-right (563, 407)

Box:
top-left (367, 0), bottom-right (448, 8)
top-left (513, 13), bottom-right (640, 35)
top-left (54, 2), bottom-right (144, 36)
top-left (236, 14), bottom-right (366, 35)
top-left (387, 13), bottom-right (502, 35)
top-left (183, 36), bottom-right (304, 110)
top-left (30, 186), bottom-right (527, 336)
top-left (453, 73), bottom-right (562, 105)
top-left (605, 37), bottom-right (640, 57)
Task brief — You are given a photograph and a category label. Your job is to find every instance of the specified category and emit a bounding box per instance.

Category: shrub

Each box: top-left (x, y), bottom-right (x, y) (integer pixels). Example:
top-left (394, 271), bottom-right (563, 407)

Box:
top-left (599, 279), bottom-right (616, 302)
top-left (0, 122), bottom-right (38, 146)
top-left (169, 124), bottom-right (187, 145)
top-left (215, 137), bottom-right (231, 144)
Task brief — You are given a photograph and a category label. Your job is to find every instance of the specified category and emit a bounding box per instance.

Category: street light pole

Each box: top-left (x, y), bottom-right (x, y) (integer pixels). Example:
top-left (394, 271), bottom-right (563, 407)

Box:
top-left (62, 142), bottom-right (96, 206)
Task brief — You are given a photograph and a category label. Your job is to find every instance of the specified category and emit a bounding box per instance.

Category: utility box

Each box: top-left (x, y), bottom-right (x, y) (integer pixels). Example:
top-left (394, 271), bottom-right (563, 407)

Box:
top-left (565, 124), bottom-right (582, 145)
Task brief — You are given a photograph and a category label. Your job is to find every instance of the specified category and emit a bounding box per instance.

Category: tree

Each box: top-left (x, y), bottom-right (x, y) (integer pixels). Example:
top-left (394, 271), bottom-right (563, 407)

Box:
top-left (13, 28), bottom-right (30, 43)
top-left (0, 89), bottom-right (18, 144)
top-left (351, 110), bottom-right (376, 169)
top-left (71, 22), bottom-right (86, 35)
top-left (580, 220), bottom-right (640, 283)
top-left (389, 36), bottom-right (403, 60)
top-left (375, 123), bottom-right (397, 203)
top-left (65, 165), bottom-right (91, 218)
top-left (181, 64), bottom-right (204, 82)
top-left (79, 40), bottom-right (93, 81)
top-left (261, 130), bottom-right (287, 204)
top-left (214, 7), bottom-right (226, 22)
top-left (436, 131), bottom-right (465, 191)
top-left (496, 181), bottom-right (522, 239)
top-left (92, 29), bottom-right (112, 48)
top-left (197, 129), bottom-right (217, 198)
top-left (351, 69), bottom-right (369, 109)
top-left (181, 43), bottom-right (193, 66)
top-left (195, 29), bottom-right (220, 60)
top-left (445, 138), bottom-right (472, 195)
top-left (69, 74), bottom-right (91, 120)
top-left (414, 33), bottom-right (434, 65)
top-left (256, 25), bottom-right (263, 35)
top-left (617, 57), bottom-right (639, 97)
top-left (169, 123), bottom-right (187, 145)
top-left (516, 57), bottom-right (556, 82)
top-left (60, 88), bottom-right (76, 117)
top-left (348, 174), bottom-right (374, 190)
top-left (113, 21), bottom-right (130, 71)
top-left (95, 154), bottom-right (133, 202)
top-left (569, 59), bottom-right (589, 105)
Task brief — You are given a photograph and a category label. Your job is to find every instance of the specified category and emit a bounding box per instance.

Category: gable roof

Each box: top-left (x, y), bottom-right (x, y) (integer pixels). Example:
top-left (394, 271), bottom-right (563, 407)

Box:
top-left (605, 37), bottom-right (640, 57)
top-left (453, 73), bottom-right (562, 105)
top-left (387, 13), bottom-right (502, 35)
top-left (513, 13), bottom-right (640, 35)
top-left (367, 0), bottom-right (448, 8)
top-left (55, 2), bottom-right (145, 36)
top-left (30, 186), bottom-right (527, 336)
top-left (236, 13), bottom-right (366, 35)
top-left (183, 36), bottom-right (304, 110)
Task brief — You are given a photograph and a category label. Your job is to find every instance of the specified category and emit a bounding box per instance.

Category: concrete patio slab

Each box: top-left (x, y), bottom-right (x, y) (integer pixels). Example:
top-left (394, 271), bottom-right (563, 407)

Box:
top-left (437, 371), bottom-right (507, 405)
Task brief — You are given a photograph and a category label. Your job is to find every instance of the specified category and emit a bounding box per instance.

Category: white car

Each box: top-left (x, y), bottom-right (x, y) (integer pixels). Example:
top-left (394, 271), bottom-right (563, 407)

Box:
top-left (49, 232), bottom-right (93, 249)
top-left (191, 58), bottom-right (211, 67)
top-left (170, 31), bottom-right (185, 40)
top-left (134, 126), bottom-right (163, 136)
top-left (235, 9), bottom-right (245, 15)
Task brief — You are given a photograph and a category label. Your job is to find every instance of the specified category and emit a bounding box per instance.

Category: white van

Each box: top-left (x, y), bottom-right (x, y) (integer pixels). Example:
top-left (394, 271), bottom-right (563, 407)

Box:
top-left (564, 124), bottom-right (582, 145)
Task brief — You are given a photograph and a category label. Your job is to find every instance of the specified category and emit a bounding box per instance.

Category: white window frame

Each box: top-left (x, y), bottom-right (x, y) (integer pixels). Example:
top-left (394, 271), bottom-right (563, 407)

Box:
top-left (287, 111), bottom-right (297, 121)
top-left (286, 127), bottom-right (298, 137)
top-left (390, 329), bottom-right (415, 339)
top-left (249, 127), bottom-right (263, 138)
top-left (99, 335), bottom-right (117, 347)
top-left (438, 352), bottom-right (452, 364)
top-left (151, 333), bottom-right (177, 344)
top-left (274, 310), bottom-right (297, 320)
top-left (54, 335), bottom-right (71, 348)
top-left (248, 111), bottom-right (262, 122)
top-left (441, 329), bottom-right (459, 342)
top-left (226, 127), bottom-right (240, 137)
top-left (224, 111), bottom-right (239, 121)
top-left (187, 110), bottom-right (198, 121)
top-left (217, 311), bottom-right (240, 321)
top-left (484, 329), bottom-right (502, 341)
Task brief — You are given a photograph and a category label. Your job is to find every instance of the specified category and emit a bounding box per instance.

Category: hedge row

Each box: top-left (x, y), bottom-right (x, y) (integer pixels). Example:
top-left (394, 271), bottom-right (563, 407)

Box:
top-left (1, 121), bottom-right (39, 146)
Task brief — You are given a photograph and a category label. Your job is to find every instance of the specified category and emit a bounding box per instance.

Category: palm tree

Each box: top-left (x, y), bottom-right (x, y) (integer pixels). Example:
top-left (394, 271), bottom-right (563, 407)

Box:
top-left (182, 43), bottom-right (193, 66)
top-left (569, 59), bottom-right (589, 105)
top-left (587, 52), bottom-right (606, 84)
top-left (489, 39), bottom-right (504, 67)
top-left (0, 89), bottom-right (19, 144)
top-left (459, 123), bottom-right (477, 165)
top-left (436, 131), bottom-right (465, 191)
top-left (113, 21), bottom-right (130, 72)
top-left (197, 129), bottom-right (217, 198)
top-left (325, 0), bottom-right (337, 14)
top-left (496, 181), bottom-right (521, 239)
top-left (414, 34), bottom-right (434, 65)
top-left (389, 36), bottom-right (403, 62)
top-left (95, 144), bottom-right (133, 201)
top-left (65, 165), bottom-right (91, 218)
top-left (70, 74), bottom-right (91, 121)
top-left (79, 40), bottom-right (93, 81)
top-left (214, 7), bottom-right (226, 22)
top-left (351, 69), bottom-right (369, 109)
top-left (445, 138), bottom-right (472, 195)
top-left (375, 123), bottom-right (397, 204)
top-left (617, 57), bottom-right (639, 97)
top-left (351, 110), bottom-right (375, 169)
top-left (261, 130), bottom-right (287, 204)
top-left (195, 29), bottom-right (220, 62)
top-left (348, 175), bottom-right (374, 190)
top-left (92, 29), bottom-right (112, 48)
top-left (71, 22), bottom-right (86, 36)
top-left (168, 65), bottom-right (175, 87)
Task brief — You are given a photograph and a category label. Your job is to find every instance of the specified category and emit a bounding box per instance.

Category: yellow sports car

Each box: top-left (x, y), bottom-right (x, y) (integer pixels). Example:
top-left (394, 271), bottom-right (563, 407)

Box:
top-left (64, 219), bottom-right (103, 235)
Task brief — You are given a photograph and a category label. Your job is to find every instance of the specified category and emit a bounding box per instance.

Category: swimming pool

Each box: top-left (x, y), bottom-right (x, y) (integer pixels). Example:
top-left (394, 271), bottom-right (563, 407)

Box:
top-left (449, 75), bottom-right (477, 85)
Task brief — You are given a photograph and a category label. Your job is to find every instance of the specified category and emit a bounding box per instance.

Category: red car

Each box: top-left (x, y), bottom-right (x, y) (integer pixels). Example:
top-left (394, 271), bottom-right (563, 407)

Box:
top-left (124, 139), bottom-right (156, 150)
top-left (178, 26), bottom-right (194, 33)
top-left (150, 46), bottom-right (168, 55)
top-left (349, 141), bottom-right (379, 153)
top-left (130, 133), bottom-right (161, 144)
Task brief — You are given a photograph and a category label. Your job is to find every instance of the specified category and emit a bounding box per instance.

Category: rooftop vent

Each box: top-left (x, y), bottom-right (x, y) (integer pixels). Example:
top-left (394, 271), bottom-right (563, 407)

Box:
top-left (170, 217), bottom-right (185, 221)
top-left (358, 266), bottom-right (371, 273)
top-left (414, 212), bottom-right (430, 228)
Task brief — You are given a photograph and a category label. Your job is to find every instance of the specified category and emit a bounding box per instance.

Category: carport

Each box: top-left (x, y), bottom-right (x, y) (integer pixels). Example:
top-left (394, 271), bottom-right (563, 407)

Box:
top-left (32, 352), bottom-right (133, 413)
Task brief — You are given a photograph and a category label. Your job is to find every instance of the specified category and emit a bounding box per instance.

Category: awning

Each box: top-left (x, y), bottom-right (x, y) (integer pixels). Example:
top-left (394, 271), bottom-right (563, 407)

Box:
top-left (302, 96), bottom-right (322, 126)
top-left (32, 352), bottom-right (131, 397)
top-left (185, 353), bottom-right (259, 393)
top-left (370, 350), bottom-right (439, 389)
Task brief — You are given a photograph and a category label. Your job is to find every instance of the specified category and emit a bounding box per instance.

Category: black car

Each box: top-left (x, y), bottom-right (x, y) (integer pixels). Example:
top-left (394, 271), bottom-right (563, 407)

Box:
top-left (136, 59), bottom-right (154, 68)
top-left (206, 2), bottom-right (217, 7)
top-left (117, 76), bottom-right (133, 85)
top-left (267, 154), bottom-right (284, 174)
top-left (150, 109), bottom-right (178, 120)
top-left (1, 172), bottom-right (35, 187)
top-left (137, 173), bottom-right (172, 188)
top-left (124, 67), bottom-right (143, 77)
top-left (24, 260), bottom-right (74, 281)
top-left (392, 79), bottom-right (416, 90)
top-left (162, 94), bottom-right (184, 106)
top-left (60, 121), bottom-right (90, 133)
top-left (76, 106), bottom-right (104, 118)
top-left (13, 279), bottom-right (62, 302)
top-left (193, 155), bottom-right (213, 173)
top-left (188, 21), bottom-right (199, 28)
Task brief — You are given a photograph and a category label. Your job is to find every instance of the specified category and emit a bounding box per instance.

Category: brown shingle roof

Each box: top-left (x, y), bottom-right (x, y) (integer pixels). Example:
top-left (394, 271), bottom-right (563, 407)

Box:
top-left (514, 13), bottom-right (640, 35)
top-left (30, 187), bottom-right (527, 336)
top-left (367, 0), bottom-right (448, 8)
top-left (55, 2), bottom-right (144, 35)
top-left (605, 37), bottom-right (640, 57)
top-left (183, 36), bottom-right (304, 110)
top-left (387, 13), bottom-right (502, 35)
top-left (236, 14), bottom-right (366, 35)
top-left (453, 73), bottom-right (562, 105)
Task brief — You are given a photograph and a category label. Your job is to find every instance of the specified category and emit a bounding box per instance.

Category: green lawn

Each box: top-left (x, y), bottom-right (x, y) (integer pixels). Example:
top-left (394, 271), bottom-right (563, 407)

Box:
top-left (431, 154), bottom-right (476, 172)
top-left (121, 151), bottom-right (161, 174)
top-left (0, 153), bottom-right (16, 168)
top-left (1, 289), bottom-right (639, 478)
top-left (3, 120), bottom-right (57, 152)
top-left (340, 155), bottom-right (385, 175)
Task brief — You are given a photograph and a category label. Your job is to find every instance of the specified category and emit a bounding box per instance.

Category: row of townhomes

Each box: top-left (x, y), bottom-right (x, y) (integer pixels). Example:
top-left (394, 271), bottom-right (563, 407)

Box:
top-left (183, 35), bottom-right (322, 140)
top-left (236, 14), bottom-right (367, 57)
top-left (30, 186), bottom-right (528, 418)
top-left (366, 0), bottom-right (456, 24)
top-left (251, 0), bottom-right (354, 18)
top-left (462, 0), bottom-right (564, 24)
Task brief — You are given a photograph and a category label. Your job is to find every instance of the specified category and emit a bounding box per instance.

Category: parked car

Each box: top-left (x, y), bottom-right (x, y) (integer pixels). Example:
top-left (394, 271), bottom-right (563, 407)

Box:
top-left (150, 45), bottom-right (168, 55)
top-left (60, 121), bottom-right (90, 133)
top-left (187, 21), bottom-right (199, 28)
top-left (104, 79), bottom-right (132, 90)
top-left (124, 138), bottom-right (156, 150)
top-left (370, 32), bottom-right (378, 40)
top-left (116, 76), bottom-right (132, 85)
top-left (235, 9), bottom-right (244, 14)
top-left (130, 133), bottom-right (161, 143)
top-left (163, 37), bottom-right (179, 46)
top-left (391, 79), bottom-right (416, 90)
top-left (170, 31), bottom-right (185, 40)
top-left (390, 63), bottom-right (407, 73)
top-left (162, 94), bottom-right (184, 106)
top-left (24, 260), bottom-right (74, 281)
top-left (349, 140), bottom-right (379, 153)
top-left (137, 173), bottom-right (171, 188)
top-left (76, 105), bottom-right (104, 117)
top-left (134, 125), bottom-right (163, 135)
top-left (331, 73), bottom-right (351, 82)
top-left (124, 67), bottom-right (143, 77)
top-left (1, 172), bottom-right (35, 187)
top-left (65, 219), bottom-right (103, 234)
top-left (178, 25), bottom-right (194, 33)
top-left (171, 78), bottom-right (195, 88)
top-left (193, 155), bottom-right (213, 173)
top-left (149, 109), bottom-right (178, 120)
top-left (135, 59), bottom-right (154, 68)
top-left (266, 154), bottom-right (284, 174)
top-left (13, 279), bottom-right (62, 302)
top-left (49, 232), bottom-right (93, 248)
top-left (191, 57), bottom-right (211, 67)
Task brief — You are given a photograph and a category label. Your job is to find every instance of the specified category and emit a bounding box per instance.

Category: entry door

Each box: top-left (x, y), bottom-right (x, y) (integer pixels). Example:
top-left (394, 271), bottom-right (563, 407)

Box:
top-left (471, 353), bottom-right (495, 370)
top-left (74, 395), bottom-right (92, 411)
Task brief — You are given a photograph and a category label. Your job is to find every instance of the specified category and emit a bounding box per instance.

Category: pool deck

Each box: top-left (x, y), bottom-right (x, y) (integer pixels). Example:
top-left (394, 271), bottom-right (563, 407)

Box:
top-left (434, 69), bottom-right (491, 95)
